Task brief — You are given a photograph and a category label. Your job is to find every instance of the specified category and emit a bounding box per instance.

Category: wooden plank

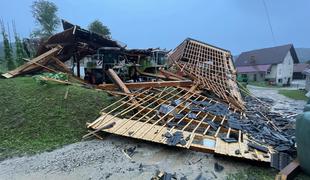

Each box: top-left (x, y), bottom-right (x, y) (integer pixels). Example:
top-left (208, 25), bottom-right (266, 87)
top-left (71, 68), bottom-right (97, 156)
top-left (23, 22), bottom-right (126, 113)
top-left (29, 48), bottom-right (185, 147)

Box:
top-left (136, 68), bottom-right (180, 81)
top-left (90, 112), bottom-right (206, 149)
top-left (97, 80), bottom-right (192, 90)
top-left (23, 58), bottom-right (59, 73)
top-left (51, 57), bottom-right (72, 73)
top-left (159, 68), bottom-right (187, 80)
top-left (2, 45), bottom-right (62, 78)
top-left (276, 160), bottom-right (300, 180)
top-left (106, 69), bottom-right (131, 93)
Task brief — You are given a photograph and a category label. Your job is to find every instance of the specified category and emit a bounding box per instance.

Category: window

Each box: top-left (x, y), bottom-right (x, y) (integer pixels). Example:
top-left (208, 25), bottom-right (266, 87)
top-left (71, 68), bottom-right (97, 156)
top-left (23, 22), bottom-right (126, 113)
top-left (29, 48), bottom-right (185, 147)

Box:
top-left (278, 79), bottom-right (282, 83)
top-left (241, 74), bottom-right (247, 78)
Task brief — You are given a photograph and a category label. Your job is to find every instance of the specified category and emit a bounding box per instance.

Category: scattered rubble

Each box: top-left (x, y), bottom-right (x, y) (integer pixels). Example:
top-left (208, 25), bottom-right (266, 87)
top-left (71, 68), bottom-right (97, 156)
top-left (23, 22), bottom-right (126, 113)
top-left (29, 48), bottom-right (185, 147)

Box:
top-left (214, 162), bottom-right (224, 172)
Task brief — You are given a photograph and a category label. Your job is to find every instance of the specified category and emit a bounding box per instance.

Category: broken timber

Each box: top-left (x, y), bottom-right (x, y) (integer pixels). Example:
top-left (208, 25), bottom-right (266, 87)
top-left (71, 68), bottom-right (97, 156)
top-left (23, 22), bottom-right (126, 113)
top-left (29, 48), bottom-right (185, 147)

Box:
top-left (168, 38), bottom-right (244, 110)
top-left (2, 45), bottom-right (62, 78)
top-left (97, 80), bottom-right (193, 91)
top-left (107, 69), bottom-right (131, 94)
top-left (87, 87), bottom-right (270, 162)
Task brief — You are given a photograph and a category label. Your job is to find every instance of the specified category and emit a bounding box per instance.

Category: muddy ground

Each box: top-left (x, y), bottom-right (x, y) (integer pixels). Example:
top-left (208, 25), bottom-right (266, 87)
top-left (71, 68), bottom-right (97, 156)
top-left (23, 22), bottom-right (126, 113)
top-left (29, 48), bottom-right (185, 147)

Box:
top-left (0, 86), bottom-right (306, 180)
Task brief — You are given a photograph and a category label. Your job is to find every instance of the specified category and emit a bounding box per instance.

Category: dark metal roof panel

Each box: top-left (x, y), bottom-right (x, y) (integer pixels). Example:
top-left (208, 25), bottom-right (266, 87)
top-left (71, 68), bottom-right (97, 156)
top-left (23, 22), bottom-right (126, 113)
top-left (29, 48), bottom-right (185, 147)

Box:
top-left (235, 44), bottom-right (299, 67)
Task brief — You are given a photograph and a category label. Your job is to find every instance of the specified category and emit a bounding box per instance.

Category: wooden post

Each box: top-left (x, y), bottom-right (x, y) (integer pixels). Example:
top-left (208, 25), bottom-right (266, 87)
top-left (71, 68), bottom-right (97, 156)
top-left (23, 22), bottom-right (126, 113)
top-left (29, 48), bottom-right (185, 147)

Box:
top-left (74, 55), bottom-right (80, 77)
top-left (107, 69), bottom-right (130, 94)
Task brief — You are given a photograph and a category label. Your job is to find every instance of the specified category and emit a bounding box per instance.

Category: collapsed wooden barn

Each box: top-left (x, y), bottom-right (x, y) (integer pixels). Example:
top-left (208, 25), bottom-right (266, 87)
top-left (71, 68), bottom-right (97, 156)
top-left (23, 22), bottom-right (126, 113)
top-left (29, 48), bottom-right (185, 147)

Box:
top-left (1, 21), bottom-right (296, 168)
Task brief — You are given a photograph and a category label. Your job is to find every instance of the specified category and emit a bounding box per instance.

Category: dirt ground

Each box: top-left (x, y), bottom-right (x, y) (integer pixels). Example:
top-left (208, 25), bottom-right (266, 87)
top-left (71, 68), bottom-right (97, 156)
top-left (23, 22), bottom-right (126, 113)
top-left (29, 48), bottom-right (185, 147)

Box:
top-left (0, 136), bottom-right (252, 180)
top-left (0, 86), bottom-right (305, 180)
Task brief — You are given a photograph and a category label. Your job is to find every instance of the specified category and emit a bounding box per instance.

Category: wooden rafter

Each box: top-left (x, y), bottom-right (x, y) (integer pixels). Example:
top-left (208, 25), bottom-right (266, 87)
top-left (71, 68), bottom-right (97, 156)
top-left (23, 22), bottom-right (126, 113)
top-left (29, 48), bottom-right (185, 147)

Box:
top-left (97, 80), bottom-right (192, 91)
top-left (87, 86), bottom-right (270, 162)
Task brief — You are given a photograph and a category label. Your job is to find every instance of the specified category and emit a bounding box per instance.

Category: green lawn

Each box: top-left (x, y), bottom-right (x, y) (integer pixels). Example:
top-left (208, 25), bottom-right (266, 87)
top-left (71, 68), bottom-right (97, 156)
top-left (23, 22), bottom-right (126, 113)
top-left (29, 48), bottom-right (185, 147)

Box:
top-left (226, 167), bottom-right (276, 180)
top-left (226, 167), bottom-right (310, 180)
top-left (278, 89), bottom-right (308, 101)
top-left (0, 76), bottom-right (114, 159)
top-left (248, 81), bottom-right (281, 88)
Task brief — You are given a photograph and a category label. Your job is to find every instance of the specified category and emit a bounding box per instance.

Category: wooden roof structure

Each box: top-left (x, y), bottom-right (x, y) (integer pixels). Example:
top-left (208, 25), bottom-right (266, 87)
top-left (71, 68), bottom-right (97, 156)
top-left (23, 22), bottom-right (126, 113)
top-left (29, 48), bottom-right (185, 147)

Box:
top-left (168, 38), bottom-right (244, 110)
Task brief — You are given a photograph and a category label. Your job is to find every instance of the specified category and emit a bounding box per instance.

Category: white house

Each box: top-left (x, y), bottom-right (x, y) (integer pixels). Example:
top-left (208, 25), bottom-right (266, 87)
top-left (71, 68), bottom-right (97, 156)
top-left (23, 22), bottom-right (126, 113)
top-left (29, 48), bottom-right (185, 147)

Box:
top-left (235, 44), bottom-right (299, 86)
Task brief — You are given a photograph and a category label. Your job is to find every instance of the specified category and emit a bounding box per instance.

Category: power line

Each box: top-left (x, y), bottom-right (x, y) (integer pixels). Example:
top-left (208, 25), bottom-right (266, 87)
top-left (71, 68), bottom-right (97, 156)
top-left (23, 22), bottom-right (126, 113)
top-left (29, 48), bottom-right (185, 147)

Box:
top-left (262, 0), bottom-right (276, 45)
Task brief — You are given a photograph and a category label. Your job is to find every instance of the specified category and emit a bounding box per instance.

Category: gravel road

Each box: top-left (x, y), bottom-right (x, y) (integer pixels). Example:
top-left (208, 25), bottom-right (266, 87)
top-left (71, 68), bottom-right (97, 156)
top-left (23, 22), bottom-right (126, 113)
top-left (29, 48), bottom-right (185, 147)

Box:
top-left (0, 135), bottom-right (249, 180)
top-left (247, 85), bottom-right (306, 115)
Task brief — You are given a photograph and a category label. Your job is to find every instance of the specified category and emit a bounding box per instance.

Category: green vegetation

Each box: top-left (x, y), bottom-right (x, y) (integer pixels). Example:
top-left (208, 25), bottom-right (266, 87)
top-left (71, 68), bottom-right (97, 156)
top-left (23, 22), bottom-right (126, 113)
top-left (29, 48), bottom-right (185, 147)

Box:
top-left (278, 89), bottom-right (308, 101)
top-left (226, 167), bottom-right (310, 180)
top-left (226, 167), bottom-right (276, 180)
top-left (0, 77), bottom-right (113, 159)
top-left (13, 28), bottom-right (27, 67)
top-left (88, 20), bottom-right (111, 38)
top-left (31, 0), bottom-right (60, 39)
top-left (0, 21), bottom-right (15, 70)
top-left (248, 81), bottom-right (276, 87)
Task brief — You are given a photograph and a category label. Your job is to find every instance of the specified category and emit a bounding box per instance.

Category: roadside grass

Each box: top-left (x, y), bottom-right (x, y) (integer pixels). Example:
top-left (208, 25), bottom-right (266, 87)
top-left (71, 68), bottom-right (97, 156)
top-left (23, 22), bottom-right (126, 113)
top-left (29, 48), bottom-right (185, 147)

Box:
top-left (237, 81), bottom-right (251, 97)
top-left (248, 81), bottom-right (280, 88)
top-left (0, 76), bottom-right (113, 159)
top-left (226, 167), bottom-right (276, 180)
top-left (278, 89), bottom-right (308, 101)
top-left (226, 167), bottom-right (310, 180)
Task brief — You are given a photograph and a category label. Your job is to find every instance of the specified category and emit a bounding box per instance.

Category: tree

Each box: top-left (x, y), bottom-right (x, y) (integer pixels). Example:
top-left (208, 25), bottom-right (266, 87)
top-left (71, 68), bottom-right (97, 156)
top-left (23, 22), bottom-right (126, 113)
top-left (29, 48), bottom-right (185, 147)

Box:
top-left (13, 22), bottom-right (26, 66)
top-left (88, 20), bottom-right (111, 38)
top-left (0, 20), bottom-right (15, 70)
top-left (31, 0), bottom-right (60, 39)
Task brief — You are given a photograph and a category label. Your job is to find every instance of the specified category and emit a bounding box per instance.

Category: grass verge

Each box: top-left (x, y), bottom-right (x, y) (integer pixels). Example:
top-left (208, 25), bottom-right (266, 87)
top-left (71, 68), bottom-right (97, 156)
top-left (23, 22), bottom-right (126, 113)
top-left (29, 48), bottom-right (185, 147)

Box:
top-left (278, 89), bottom-right (308, 101)
top-left (0, 76), bottom-right (113, 159)
top-left (226, 167), bottom-right (276, 180)
top-left (248, 81), bottom-right (280, 88)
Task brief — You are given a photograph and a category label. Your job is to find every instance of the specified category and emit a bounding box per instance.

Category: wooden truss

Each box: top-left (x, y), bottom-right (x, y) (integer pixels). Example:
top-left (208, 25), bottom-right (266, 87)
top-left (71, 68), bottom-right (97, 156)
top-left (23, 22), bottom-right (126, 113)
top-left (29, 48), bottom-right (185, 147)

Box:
top-left (168, 38), bottom-right (244, 110)
top-left (88, 87), bottom-right (271, 162)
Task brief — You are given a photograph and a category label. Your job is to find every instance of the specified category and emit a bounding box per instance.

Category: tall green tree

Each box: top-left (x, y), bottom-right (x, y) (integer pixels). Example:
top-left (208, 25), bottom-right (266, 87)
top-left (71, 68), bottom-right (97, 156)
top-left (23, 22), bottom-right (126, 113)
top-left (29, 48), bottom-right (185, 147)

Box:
top-left (31, 0), bottom-right (60, 39)
top-left (88, 20), bottom-right (111, 38)
top-left (0, 21), bottom-right (15, 70)
top-left (13, 22), bottom-right (26, 66)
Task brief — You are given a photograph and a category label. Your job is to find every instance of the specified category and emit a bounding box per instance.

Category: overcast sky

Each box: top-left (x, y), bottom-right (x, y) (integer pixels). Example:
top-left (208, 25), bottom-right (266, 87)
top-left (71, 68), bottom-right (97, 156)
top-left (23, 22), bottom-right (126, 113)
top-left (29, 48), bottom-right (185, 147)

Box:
top-left (0, 0), bottom-right (309, 54)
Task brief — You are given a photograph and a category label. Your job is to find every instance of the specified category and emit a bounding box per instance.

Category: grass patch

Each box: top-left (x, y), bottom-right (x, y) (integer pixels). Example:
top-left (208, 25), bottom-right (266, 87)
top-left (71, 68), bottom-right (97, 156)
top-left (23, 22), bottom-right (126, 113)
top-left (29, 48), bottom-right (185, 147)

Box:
top-left (0, 76), bottom-right (114, 159)
top-left (248, 81), bottom-right (279, 88)
top-left (226, 167), bottom-right (276, 180)
top-left (278, 89), bottom-right (308, 101)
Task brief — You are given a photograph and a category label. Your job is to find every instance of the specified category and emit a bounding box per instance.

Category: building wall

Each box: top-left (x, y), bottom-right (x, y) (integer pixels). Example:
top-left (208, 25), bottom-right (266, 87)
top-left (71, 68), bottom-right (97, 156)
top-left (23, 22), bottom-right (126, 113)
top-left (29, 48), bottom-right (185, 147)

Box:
top-left (276, 51), bottom-right (294, 85)
top-left (306, 75), bottom-right (310, 91)
top-left (265, 64), bottom-right (277, 80)
top-left (239, 72), bottom-right (265, 82)
top-left (247, 73), bottom-right (265, 81)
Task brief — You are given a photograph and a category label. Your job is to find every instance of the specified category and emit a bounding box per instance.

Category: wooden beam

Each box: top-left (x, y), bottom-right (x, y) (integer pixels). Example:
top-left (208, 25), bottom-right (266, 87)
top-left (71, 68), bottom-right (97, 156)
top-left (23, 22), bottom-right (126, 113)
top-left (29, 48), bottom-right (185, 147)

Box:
top-left (76, 55), bottom-right (80, 78)
top-left (51, 57), bottom-right (72, 73)
top-left (23, 58), bottom-right (58, 73)
top-left (159, 68), bottom-right (187, 80)
top-left (2, 45), bottom-right (62, 78)
top-left (136, 68), bottom-right (180, 81)
top-left (106, 69), bottom-right (131, 93)
top-left (276, 160), bottom-right (300, 180)
top-left (97, 80), bottom-right (192, 90)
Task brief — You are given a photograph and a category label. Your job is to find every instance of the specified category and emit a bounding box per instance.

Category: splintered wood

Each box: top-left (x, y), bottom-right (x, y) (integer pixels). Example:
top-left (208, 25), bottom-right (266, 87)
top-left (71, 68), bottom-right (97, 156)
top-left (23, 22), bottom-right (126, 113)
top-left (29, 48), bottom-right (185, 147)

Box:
top-left (168, 38), bottom-right (244, 110)
top-left (2, 46), bottom-right (63, 78)
top-left (88, 87), bottom-right (270, 162)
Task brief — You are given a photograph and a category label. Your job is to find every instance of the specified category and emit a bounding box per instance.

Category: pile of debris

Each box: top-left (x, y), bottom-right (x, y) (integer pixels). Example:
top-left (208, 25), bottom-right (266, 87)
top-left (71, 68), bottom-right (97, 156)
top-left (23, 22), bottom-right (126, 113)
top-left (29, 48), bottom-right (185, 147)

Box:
top-left (1, 20), bottom-right (298, 170)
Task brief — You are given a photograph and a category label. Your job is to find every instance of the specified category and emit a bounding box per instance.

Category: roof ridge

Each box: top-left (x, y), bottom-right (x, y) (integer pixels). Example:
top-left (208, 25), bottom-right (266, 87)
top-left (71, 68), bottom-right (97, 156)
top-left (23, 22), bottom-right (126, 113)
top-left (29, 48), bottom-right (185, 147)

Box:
top-left (240, 44), bottom-right (293, 55)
